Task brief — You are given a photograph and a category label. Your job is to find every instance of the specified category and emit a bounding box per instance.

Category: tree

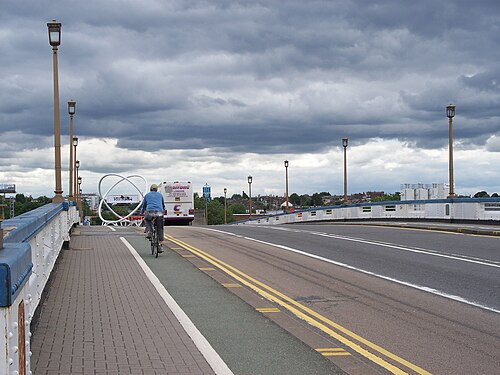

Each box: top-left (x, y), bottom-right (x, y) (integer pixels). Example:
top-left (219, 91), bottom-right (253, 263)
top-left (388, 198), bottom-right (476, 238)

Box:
top-left (492, 193), bottom-right (499, 198)
top-left (473, 191), bottom-right (490, 198)
top-left (289, 193), bottom-right (300, 206)
top-left (207, 199), bottom-right (225, 225)
top-left (300, 194), bottom-right (312, 207)
top-left (311, 193), bottom-right (325, 206)
top-left (228, 203), bottom-right (246, 214)
top-left (194, 192), bottom-right (206, 209)
top-left (371, 193), bottom-right (401, 202)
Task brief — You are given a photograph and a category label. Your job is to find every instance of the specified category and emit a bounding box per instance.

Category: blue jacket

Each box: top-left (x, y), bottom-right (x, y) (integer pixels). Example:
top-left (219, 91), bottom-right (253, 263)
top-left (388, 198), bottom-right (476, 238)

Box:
top-left (141, 191), bottom-right (165, 213)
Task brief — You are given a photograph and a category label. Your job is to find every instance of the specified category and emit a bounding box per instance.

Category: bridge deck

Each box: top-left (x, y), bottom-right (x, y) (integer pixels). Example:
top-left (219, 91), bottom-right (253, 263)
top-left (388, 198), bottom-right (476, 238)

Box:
top-left (30, 226), bottom-right (217, 375)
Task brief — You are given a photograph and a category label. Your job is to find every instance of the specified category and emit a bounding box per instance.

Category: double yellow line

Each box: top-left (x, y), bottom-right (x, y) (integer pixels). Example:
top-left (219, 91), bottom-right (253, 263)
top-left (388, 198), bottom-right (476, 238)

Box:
top-left (166, 234), bottom-right (431, 375)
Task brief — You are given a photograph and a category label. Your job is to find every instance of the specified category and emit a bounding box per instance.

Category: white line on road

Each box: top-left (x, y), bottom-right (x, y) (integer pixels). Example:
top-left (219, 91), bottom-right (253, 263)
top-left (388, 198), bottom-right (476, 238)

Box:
top-left (204, 228), bottom-right (500, 314)
top-left (267, 226), bottom-right (500, 268)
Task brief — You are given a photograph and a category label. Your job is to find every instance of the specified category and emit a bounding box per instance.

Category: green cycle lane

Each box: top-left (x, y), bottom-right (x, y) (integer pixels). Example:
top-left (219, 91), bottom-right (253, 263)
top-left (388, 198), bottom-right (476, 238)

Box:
top-left (125, 235), bottom-right (345, 375)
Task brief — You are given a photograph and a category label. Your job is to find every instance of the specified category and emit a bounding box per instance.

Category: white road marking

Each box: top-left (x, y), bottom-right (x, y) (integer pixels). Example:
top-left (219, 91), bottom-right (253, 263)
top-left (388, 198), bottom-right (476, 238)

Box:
top-left (204, 227), bottom-right (500, 314)
top-left (120, 237), bottom-right (234, 375)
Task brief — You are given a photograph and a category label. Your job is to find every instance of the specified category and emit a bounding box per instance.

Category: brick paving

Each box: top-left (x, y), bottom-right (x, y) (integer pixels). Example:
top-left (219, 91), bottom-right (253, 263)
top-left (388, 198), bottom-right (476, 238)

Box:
top-left (30, 226), bottom-right (216, 375)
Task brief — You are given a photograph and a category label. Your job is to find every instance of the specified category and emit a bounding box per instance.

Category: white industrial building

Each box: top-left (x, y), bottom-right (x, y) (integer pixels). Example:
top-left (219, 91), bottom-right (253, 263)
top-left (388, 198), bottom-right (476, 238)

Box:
top-left (400, 183), bottom-right (450, 201)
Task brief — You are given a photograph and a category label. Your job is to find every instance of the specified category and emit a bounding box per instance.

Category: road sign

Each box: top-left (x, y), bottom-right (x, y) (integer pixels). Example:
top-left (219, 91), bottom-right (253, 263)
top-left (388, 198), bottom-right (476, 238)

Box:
top-left (0, 184), bottom-right (16, 194)
top-left (203, 184), bottom-right (211, 203)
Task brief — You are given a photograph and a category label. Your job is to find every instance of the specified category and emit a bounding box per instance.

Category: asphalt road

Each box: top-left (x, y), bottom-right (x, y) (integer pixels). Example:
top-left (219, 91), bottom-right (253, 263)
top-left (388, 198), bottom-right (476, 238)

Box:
top-left (166, 223), bottom-right (500, 375)
top-left (216, 223), bottom-right (500, 312)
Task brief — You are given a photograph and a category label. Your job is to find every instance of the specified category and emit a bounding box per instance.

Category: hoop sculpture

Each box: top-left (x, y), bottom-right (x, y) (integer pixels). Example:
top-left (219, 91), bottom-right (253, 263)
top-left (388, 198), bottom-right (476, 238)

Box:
top-left (98, 173), bottom-right (148, 226)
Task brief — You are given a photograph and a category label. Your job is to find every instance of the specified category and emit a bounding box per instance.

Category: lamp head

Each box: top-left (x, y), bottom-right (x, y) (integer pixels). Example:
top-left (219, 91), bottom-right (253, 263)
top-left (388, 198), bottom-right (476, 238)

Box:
top-left (446, 104), bottom-right (456, 118)
top-left (47, 19), bottom-right (61, 47)
top-left (284, 160), bottom-right (289, 168)
top-left (342, 138), bottom-right (348, 147)
top-left (73, 136), bottom-right (78, 146)
top-left (248, 175), bottom-right (253, 184)
top-left (224, 188), bottom-right (227, 194)
top-left (75, 160), bottom-right (80, 168)
top-left (68, 100), bottom-right (76, 115)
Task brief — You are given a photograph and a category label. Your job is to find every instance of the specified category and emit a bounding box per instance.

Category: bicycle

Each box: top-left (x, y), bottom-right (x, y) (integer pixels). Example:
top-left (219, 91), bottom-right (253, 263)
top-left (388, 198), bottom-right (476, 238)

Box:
top-left (149, 216), bottom-right (161, 258)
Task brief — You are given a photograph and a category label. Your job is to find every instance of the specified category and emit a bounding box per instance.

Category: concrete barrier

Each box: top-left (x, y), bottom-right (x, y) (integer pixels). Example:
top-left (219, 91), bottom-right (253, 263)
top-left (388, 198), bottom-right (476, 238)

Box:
top-left (0, 202), bottom-right (78, 375)
top-left (236, 198), bottom-right (500, 226)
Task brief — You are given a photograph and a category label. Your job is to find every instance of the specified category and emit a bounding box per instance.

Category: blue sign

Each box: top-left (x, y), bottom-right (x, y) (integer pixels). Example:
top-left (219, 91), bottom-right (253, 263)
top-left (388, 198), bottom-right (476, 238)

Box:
top-left (203, 184), bottom-right (211, 202)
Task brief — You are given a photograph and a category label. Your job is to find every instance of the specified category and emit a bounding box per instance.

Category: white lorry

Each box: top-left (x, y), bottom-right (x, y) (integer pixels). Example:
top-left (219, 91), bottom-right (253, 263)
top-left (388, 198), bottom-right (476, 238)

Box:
top-left (157, 181), bottom-right (195, 225)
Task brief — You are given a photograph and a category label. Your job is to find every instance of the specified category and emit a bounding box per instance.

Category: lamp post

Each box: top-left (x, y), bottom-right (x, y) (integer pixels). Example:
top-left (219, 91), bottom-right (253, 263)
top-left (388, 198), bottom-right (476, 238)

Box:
top-left (342, 138), bottom-right (348, 204)
top-left (47, 19), bottom-right (64, 202)
top-left (224, 188), bottom-right (227, 224)
top-left (78, 176), bottom-right (83, 222)
top-left (73, 137), bottom-right (78, 202)
top-left (284, 160), bottom-right (289, 212)
top-left (68, 100), bottom-right (76, 201)
top-left (447, 104), bottom-right (456, 198)
top-left (75, 160), bottom-right (80, 218)
top-left (248, 176), bottom-right (253, 218)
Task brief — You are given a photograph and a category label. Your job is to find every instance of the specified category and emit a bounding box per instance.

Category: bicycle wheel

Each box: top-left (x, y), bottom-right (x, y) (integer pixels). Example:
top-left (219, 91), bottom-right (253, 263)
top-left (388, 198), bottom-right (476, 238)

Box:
top-left (154, 241), bottom-right (159, 258)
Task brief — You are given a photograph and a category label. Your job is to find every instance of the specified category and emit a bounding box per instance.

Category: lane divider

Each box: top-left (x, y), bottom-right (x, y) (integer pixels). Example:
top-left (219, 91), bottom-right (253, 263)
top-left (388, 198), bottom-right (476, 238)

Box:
top-left (166, 234), bottom-right (431, 375)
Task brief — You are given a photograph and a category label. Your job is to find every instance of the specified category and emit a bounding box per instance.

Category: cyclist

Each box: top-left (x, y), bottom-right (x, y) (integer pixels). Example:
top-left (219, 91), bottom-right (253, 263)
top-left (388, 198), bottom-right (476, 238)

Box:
top-left (141, 184), bottom-right (166, 249)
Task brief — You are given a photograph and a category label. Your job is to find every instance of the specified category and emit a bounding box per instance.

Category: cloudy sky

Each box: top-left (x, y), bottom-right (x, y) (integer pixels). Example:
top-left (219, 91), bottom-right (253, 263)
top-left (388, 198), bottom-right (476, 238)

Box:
top-left (1, 0), bottom-right (499, 199)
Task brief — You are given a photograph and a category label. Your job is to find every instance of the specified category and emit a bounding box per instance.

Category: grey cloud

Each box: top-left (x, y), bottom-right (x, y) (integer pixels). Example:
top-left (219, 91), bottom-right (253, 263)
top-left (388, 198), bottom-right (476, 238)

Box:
top-left (2, 0), bottom-right (500, 156)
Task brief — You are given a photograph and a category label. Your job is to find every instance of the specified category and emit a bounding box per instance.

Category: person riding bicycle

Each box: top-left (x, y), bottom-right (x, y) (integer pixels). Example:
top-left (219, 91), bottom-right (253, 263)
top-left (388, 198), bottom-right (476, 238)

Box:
top-left (141, 184), bottom-right (165, 249)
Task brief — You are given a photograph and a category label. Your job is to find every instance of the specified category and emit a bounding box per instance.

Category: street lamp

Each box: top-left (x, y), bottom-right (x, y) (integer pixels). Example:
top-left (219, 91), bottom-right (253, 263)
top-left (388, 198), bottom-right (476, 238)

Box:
top-left (47, 19), bottom-right (64, 202)
top-left (68, 100), bottom-right (76, 200)
top-left (75, 160), bottom-right (80, 210)
top-left (248, 176), bottom-right (253, 218)
top-left (73, 137), bottom-right (78, 202)
top-left (446, 104), bottom-right (456, 198)
top-left (284, 160), bottom-right (289, 212)
top-left (224, 188), bottom-right (227, 224)
top-left (342, 138), bottom-right (348, 204)
top-left (78, 176), bottom-right (83, 222)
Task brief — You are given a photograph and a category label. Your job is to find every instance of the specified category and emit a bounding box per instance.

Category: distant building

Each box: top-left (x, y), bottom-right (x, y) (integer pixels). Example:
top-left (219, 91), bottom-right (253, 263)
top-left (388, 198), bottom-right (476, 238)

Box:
top-left (400, 183), bottom-right (449, 201)
top-left (81, 193), bottom-right (100, 211)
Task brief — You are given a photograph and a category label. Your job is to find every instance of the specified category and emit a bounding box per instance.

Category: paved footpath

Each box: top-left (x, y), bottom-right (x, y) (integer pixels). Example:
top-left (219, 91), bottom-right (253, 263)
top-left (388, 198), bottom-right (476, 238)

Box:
top-left (30, 226), bottom-right (217, 375)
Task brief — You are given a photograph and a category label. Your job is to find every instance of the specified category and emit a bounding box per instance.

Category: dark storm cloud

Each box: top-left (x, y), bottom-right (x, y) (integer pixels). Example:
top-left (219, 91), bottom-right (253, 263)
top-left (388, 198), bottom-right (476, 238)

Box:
top-left (1, 0), bottom-right (500, 158)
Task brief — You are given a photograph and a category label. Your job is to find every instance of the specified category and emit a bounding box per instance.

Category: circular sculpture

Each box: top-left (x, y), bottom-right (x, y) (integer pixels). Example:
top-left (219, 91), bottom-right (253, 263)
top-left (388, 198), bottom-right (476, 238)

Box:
top-left (97, 174), bottom-right (148, 226)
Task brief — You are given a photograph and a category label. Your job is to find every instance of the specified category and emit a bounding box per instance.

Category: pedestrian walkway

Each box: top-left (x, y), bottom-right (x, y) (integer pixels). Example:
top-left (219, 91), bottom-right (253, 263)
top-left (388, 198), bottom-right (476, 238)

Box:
top-left (30, 226), bottom-right (217, 375)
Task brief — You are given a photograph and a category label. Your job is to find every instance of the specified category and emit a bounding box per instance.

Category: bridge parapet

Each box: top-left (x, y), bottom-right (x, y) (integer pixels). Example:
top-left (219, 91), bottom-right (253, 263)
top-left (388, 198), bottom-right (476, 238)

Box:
top-left (0, 202), bottom-right (78, 375)
top-left (237, 198), bottom-right (500, 226)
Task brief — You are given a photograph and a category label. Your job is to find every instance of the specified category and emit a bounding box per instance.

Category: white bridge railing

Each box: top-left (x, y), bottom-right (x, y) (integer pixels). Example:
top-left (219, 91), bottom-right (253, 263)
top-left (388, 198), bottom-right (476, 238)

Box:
top-left (0, 202), bottom-right (78, 375)
top-left (238, 198), bottom-right (500, 225)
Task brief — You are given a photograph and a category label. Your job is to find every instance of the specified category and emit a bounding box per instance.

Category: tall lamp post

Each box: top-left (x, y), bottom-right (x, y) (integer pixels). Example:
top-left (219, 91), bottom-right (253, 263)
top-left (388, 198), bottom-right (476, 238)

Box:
top-left (284, 160), bottom-right (289, 212)
top-left (446, 104), bottom-right (456, 198)
top-left (78, 176), bottom-right (83, 222)
top-left (342, 138), bottom-right (348, 204)
top-left (75, 160), bottom-right (80, 219)
top-left (248, 176), bottom-right (253, 218)
top-left (47, 19), bottom-right (64, 202)
top-left (224, 188), bottom-right (227, 224)
top-left (68, 100), bottom-right (76, 201)
top-left (73, 137), bottom-right (78, 201)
